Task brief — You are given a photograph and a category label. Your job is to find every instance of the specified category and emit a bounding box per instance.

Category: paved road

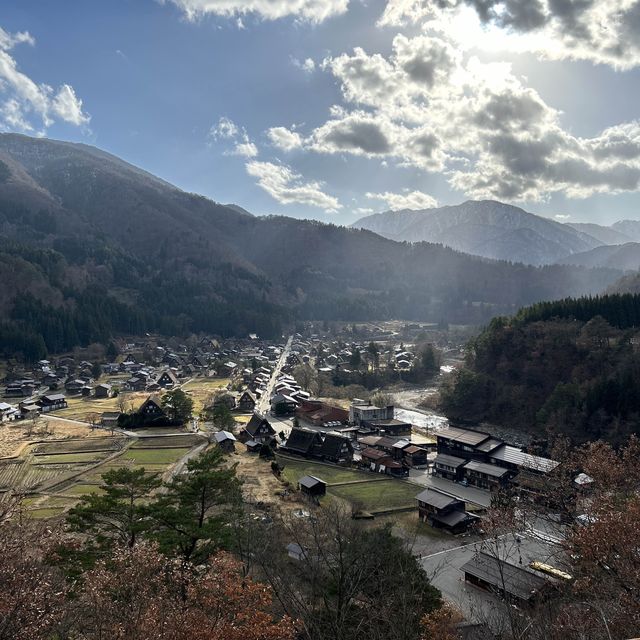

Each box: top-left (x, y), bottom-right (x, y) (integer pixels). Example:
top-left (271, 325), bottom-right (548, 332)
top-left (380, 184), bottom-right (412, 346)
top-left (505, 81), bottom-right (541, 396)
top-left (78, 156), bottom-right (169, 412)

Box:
top-left (256, 335), bottom-right (293, 416)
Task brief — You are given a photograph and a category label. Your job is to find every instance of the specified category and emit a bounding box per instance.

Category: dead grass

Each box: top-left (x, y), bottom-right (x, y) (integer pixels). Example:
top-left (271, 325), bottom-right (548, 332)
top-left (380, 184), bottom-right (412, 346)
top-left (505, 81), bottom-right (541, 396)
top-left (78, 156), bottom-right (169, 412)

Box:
top-left (181, 378), bottom-right (230, 415)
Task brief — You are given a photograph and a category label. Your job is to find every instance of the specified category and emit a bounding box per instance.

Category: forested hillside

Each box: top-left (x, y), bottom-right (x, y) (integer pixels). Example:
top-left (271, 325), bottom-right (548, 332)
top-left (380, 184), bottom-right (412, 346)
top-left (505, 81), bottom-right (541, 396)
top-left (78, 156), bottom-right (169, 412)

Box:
top-left (441, 294), bottom-right (640, 444)
top-left (0, 133), bottom-right (626, 361)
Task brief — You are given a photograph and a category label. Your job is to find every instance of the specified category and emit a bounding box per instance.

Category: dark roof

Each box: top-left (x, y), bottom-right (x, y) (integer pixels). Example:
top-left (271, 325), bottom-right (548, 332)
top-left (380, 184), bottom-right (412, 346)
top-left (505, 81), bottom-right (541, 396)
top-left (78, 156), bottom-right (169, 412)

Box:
top-left (41, 394), bottom-right (66, 402)
top-left (434, 453), bottom-right (467, 468)
top-left (475, 437), bottom-right (504, 453)
top-left (319, 433), bottom-right (353, 459)
top-left (437, 426), bottom-right (491, 447)
top-left (464, 460), bottom-right (510, 478)
top-left (361, 447), bottom-right (388, 461)
top-left (299, 475), bottom-right (326, 489)
top-left (284, 428), bottom-right (322, 454)
top-left (415, 488), bottom-right (461, 509)
top-left (404, 445), bottom-right (427, 455)
top-left (460, 552), bottom-right (548, 601)
top-left (245, 414), bottom-right (276, 437)
top-left (432, 509), bottom-right (473, 528)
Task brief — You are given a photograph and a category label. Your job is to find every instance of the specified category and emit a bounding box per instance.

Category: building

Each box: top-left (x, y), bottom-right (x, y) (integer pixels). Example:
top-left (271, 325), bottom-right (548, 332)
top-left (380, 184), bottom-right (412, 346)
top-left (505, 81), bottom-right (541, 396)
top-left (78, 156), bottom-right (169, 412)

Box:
top-left (137, 396), bottom-right (166, 419)
top-left (488, 444), bottom-right (559, 475)
top-left (237, 390), bottom-right (256, 413)
top-left (349, 400), bottom-right (394, 425)
top-left (298, 475), bottom-right (327, 498)
top-left (156, 370), bottom-right (179, 387)
top-left (436, 427), bottom-right (496, 459)
top-left (460, 552), bottom-right (550, 606)
top-left (296, 400), bottom-right (349, 427)
top-left (403, 445), bottom-right (429, 467)
top-left (0, 402), bottom-right (18, 422)
top-left (360, 447), bottom-right (407, 477)
top-left (283, 428), bottom-right (323, 457)
top-left (213, 430), bottom-right (237, 453)
top-left (415, 488), bottom-right (475, 534)
top-left (270, 393), bottom-right (297, 416)
top-left (242, 414), bottom-right (276, 443)
top-left (38, 394), bottom-right (68, 412)
top-left (94, 383), bottom-right (113, 399)
top-left (101, 411), bottom-right (121, 429)
top-left (361, 418), bottom-right (412, 437)
top-left (318, 433), bottom-right (354, 463)
top-left (433, 453), bottom-right (467, 481)
top-left (462, 460), bottom-right (511, 490)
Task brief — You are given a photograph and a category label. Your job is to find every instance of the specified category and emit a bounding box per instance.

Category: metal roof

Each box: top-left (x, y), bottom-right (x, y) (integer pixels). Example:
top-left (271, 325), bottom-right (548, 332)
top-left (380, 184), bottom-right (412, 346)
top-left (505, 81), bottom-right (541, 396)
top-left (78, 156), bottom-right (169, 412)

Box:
top-left (434, 453), bottom-right (467, 468)
top-left (214, 430), bottom-right (236, 442)
top-left (415, 488), bottom-right (460, 509)
top-left (298, 475), bottom-right (326, 489)
top-left (460, 552), bottom-right (548, 601)
top-left (490, 445), bottom-right (559, 473)
top-left (437, 426), bottom-right (491, 447)
top-left (475, 437), bottom-right (504, 453)
top-left (464, 460), bottom-right (510, 477)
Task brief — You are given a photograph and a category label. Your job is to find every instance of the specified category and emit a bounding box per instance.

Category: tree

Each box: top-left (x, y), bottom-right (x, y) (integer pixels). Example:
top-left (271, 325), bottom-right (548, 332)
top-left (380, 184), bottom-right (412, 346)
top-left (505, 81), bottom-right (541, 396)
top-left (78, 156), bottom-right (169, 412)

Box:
top-left (71, 544), bottom-right (296, 640)
top-left (211, 404), bottom-right (235, 432)
top-left (349, 349), bottom-right (362, 369)
top-left (293, 364), bottom-right (318, 394)
top-left (149, 448), bottom-right (242, 562)
top-left (161, 388), bottom-right (194, 424)
top-left (67, 467), bottom-right (161, 550)
top-left (371, 391), bottom-right (392, 408)
top-left (255, 504), bottom-right (441, 640)
top-left (91, 361), bottom-right (102, 380)
top-left (106, 340), bottom-right (119, 359)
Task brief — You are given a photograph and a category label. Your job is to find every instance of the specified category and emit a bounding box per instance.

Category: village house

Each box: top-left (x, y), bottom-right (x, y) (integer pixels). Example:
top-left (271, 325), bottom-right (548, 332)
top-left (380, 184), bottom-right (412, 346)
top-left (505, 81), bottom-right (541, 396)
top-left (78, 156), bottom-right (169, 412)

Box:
top-left (0, 402), bottom-right (19, 422)
top-left (94, 383), bottom-right (113, 399)
top-left (298, 475), bottom-right (327, 499)
top-left (241, 414), bottom-right (277, 444)
top-left (415, 488), bottom-right (475, 534)
top-left (283, 427), bottom-right (323, 457)
top-left (402, 444), bottom-right (429, 467)
top-left (361, 418), bottom-right (412, 437)
top-left (433, 453), bottom-right (468, 481)
top-left (317, 433), bottom-right (354, 464)
top-left (462, 460), bottom-right (511, 490)
top-left (65, 379), bottom-right (86, 395)
top-left (213, 430), bottom-right (237, 453)
top-left (156, 369), bottom-right (179, 388)
top-left (296, 399), bottom-right (349, 427)
top-left (270, 393), bottom-right (297, 416)
top-left (349, 400), bottom-right (394, 425)
top-left (101, 411), bottom-right (121, 429)
top-left (38, 394), bottom-right (68, 412)
top-left (137, 396), bottom-right (166, 420)
top-left (360, 447), bottom-right (406, 477)
top-left (236, 390), bottom-right (256, 413)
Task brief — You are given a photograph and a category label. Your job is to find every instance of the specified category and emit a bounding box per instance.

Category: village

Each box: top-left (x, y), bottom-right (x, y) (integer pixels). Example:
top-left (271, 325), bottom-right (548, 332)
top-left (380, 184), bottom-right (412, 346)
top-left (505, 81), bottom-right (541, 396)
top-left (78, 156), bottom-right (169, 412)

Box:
top-left (0, 323), bottom-right (581, 631)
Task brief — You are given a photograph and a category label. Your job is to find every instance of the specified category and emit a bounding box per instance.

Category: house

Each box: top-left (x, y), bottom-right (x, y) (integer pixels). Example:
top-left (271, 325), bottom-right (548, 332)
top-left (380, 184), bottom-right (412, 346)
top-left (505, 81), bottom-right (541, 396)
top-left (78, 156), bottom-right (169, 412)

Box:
top-left (156, 369), bottom-right (179, 387)
top-left (433, 453), bottom-right (468, 481)
top-left (94, 383), bottom-right (113, 399)
top-left (38, 394), bottom-right (68, 412)
top-left (296, 400), bottom-right (349, 427)
top-left (488, 444), bottom-right (559, 475)
top-left (462, 460), bottom-right (511, 490)
top-left (349, 400), bottom-right (394, 425)
top-left (460, 552), bottom-right (550, 605)
top-left (19, 402), bottom-right (40, 419)
top-left (415, 488), bottom-right (474, 533)
top-left (218, 361), bottom-right (238, 377)
top-left (270, 393), bottom-right (297, 416)
top-left (237, 390), bottom-right (256, 413)
top-left (101, 411), bottom-right (121, 429)
top-left (242, 414), bottom-right (277, 443)
top-left (137, 396), bottom-right (166, 419)
top-left (361, 418), bottom-right (412, 437)
top-left (244, 439), bottom-right (263, 453)
top-left (126, 377), bottom-right (148, 392)
top-left (436, 427), bottom-right (494, 459)
top-left (403, 445), bottom-right (429, 467)
top-left (213, 430), bottom-right (237, 453)
top-left (5, 381), bottom-right (36, 398)
top-left (318, 433), bottom-right (354, 463)
top-left (0, 402), bottom-right (18, 422)
top-left (298, 475), bottom-right (327, 498)
top-left (283, 428), bottom-right (323, 457)
top-left (360, 447), bottom-right (407, 477)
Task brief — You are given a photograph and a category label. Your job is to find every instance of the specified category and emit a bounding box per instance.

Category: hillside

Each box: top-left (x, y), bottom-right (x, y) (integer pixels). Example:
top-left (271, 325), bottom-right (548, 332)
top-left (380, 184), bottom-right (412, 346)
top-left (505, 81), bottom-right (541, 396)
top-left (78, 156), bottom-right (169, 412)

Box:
top-left (351, 200), bottom-right (603, 265)
top-left (613, 220), bottom-right (640, 241)
top-left (567, 222), bottom-right (632, 245)
top-left (556, 242), bottom-right (640, 271)
top-left (0, 133), bottom-right (625, 360)
top-left (440, 294), bottom-right (640, 444)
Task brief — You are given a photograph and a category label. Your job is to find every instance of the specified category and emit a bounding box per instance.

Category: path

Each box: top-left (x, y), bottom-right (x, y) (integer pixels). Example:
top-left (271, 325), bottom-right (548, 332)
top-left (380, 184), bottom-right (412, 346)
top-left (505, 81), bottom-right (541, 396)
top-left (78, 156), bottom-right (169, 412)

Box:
top-left (256, 335), bottom-right (293, 416)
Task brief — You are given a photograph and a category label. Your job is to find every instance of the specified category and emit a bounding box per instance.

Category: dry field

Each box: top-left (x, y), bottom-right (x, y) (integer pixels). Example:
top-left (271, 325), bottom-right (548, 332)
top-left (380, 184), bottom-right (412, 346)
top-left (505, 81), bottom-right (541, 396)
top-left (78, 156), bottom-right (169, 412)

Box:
top-left (181, 377), bottom-right (230, 415)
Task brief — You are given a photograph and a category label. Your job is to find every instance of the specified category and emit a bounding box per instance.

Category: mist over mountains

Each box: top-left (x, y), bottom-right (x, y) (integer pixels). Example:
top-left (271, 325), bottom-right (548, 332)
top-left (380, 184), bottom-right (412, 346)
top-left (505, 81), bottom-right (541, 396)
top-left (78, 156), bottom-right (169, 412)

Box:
top-left (0, 133), bottom-right (630, 358)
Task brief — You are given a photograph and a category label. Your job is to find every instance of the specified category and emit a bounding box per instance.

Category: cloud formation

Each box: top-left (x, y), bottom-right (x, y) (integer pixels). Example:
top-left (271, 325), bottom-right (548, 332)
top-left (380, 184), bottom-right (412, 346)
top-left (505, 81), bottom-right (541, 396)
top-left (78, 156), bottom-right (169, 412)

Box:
top-left (271, 34), bottom-right (640, 201)
top-left (164, 0), bottom-right (348, 23)
top-left (379, 0), bottom-right (640, 69)
top-left (209, 116), bottom-right (258, 157)
top-left (0, 26), bottom-right (90, 133)
top-left (246, 160), bottom-right (341, 211)
top-left (366, 190), bottom-right (438, 210)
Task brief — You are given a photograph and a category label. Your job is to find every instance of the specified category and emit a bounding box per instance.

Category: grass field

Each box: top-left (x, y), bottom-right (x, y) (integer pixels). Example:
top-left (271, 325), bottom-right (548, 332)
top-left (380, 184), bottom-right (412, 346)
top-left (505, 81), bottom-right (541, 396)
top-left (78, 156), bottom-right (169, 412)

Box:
top-left (120, 447), bottom-right (190, 465)
top-left (181, 378), bottom-right (230, 415)
top-left (276, 455), bottom-right (380, 485)
top-left (32, 452), bottom-right (107, 465)
top-left (33, 438), bottom-right (124, 455)
top-left (58, 482), bottom-right (104, 496)
top-left (328, 480), bottom-right (420, 512)
top-left (130, 435), bottom-right (205, 449)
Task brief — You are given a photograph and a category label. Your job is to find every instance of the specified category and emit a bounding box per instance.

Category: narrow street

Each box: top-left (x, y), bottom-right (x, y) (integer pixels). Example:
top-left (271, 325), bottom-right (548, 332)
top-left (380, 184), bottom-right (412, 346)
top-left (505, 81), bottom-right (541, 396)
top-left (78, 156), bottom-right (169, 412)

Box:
top-left (256, 335), bottom-right (293, 416)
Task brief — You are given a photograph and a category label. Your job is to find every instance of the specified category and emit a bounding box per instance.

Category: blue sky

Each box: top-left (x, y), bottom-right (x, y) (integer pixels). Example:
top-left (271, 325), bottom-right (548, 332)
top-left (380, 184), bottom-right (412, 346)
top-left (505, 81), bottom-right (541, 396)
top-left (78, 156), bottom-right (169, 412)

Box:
top-left (1, 0), bottom-right (640, 225)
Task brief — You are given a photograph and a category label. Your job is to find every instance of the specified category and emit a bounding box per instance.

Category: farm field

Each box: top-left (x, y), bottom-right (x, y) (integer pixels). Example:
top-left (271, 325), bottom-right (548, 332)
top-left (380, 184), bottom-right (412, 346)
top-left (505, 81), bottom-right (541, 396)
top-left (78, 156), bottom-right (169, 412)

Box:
top-left (329, 480), bottom-right (420, 512)
top-left (120, 447), bottom-right (191, 465)
top-left (276, 455), bottom-right (380, 486)
top-left (33, 437), bottom-right (124, 454)
top-left (181, 378), bottom-right (230, 415)
top-left (130, 434), bottom-right (206, 448)
top-left (52, 391), bottom-right (147, 422)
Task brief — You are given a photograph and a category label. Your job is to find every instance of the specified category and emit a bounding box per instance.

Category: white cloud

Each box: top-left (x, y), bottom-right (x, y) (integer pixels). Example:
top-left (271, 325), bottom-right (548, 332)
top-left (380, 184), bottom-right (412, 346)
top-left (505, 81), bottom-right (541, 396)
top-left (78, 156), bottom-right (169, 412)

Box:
top-left (366, 190), bottom-right (438, 210)
top-left (555, 214), bottom-right (570, 220)
top-left (293, 57), bottom-right (316, 73)
top-left (246, 160), bottom-right (341, 211)
top-left (0, 26), bottom-right (89, 133)
top-left (209, 116), bottom-right (258, 157)
top-left (273, 33), bottom-right (640, 202)
top-left (379, 0), bottom-right (640, 70)
top-left (163, 0), bottom-right (349, 23)
top-left (267, 126), bottom-right (303, 151)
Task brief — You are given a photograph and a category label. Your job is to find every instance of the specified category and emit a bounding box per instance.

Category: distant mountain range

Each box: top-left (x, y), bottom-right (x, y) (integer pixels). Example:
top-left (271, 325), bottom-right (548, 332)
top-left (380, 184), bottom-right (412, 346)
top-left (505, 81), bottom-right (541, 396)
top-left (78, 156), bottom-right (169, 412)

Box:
top-left (0, 133), bottom-right (628, 358)
top-left (352, 201), bottom-right (640, 267)
top-left (556, 243), bottom-right (640, 271)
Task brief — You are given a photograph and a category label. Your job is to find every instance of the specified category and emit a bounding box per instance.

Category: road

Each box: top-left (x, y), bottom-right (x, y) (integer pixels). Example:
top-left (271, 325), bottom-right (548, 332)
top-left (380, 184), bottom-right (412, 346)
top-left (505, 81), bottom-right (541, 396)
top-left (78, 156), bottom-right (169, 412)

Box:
top-left (256, 335), bottom-right (293, 416)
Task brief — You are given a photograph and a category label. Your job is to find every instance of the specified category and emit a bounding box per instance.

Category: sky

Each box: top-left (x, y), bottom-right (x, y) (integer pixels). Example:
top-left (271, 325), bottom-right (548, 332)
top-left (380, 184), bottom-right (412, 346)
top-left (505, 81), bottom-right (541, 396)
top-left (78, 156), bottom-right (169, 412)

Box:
top-left (1, 0), bottom-right (640, 226)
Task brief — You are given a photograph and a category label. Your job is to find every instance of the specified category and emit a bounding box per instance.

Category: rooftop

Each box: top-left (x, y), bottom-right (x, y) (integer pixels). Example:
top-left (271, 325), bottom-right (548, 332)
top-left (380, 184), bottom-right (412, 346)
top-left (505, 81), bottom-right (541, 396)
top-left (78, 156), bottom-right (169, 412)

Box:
top-left (437, 426), bottom-right (491, 447)
top-left (415, 488), bottom-right (461, 510)
top-left (490, 445), bottom-right (559, 474)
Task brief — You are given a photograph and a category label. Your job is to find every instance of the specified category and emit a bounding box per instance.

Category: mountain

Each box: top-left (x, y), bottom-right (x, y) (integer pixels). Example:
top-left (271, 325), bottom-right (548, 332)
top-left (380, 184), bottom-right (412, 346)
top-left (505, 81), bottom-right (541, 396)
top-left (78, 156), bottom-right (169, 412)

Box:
top-left (0, 134), bottom-right (625, 360)
top-left (351, 200), bottom-right (603, 265)
top-left (612, 220), bottom-right (640, 242)
top-left (556, 243), bottom-right (640, 271)
top-left (567, 222), bottom-right (632, 246)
